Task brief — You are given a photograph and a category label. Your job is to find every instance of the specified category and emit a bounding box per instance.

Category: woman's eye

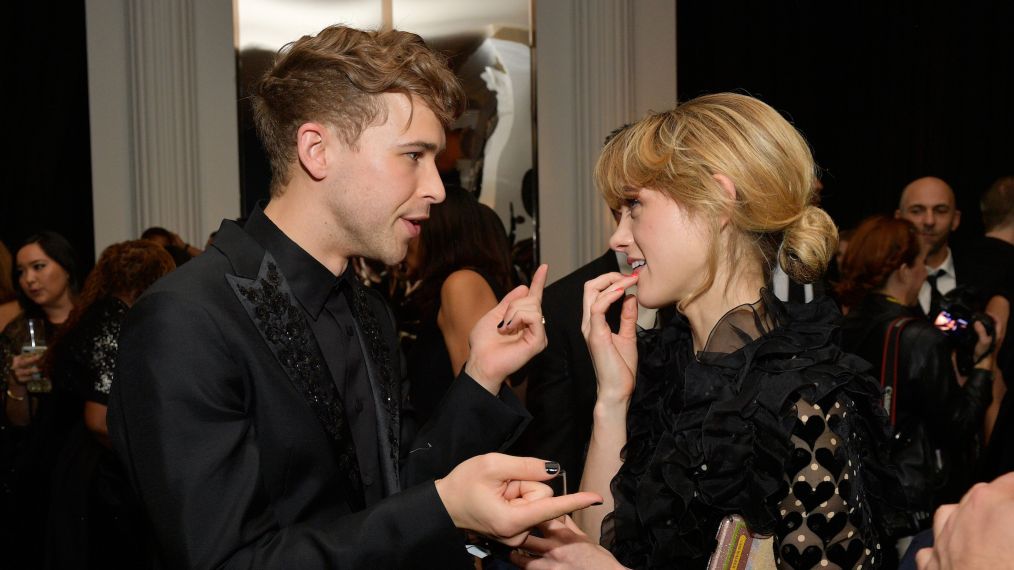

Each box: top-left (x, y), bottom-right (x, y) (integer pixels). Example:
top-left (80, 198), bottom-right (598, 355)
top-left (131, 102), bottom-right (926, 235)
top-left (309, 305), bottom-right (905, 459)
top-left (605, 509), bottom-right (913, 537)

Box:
top-left (32, 263), bottom-right (46, 271)
top-left (624, 198), bottom-right (641, 210)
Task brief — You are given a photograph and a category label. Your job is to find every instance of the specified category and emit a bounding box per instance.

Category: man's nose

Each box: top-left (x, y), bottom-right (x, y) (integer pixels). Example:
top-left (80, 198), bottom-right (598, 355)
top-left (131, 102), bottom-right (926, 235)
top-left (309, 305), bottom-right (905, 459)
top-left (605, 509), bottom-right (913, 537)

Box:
top-left (420, 161), bottom-right (445, 204)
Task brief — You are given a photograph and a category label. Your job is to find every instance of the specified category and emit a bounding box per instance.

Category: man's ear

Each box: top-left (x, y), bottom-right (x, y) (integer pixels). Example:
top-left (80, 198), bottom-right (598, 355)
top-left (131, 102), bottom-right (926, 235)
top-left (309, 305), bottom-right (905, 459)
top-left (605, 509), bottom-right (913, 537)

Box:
top-left (296, 122), bottom-right (330, 181)
top-left (951, 208), bottom-right (962, 231)
top-left (713, 173), bottom-right (737, 227)
top-left (894, 209), bottom-right (903, 219)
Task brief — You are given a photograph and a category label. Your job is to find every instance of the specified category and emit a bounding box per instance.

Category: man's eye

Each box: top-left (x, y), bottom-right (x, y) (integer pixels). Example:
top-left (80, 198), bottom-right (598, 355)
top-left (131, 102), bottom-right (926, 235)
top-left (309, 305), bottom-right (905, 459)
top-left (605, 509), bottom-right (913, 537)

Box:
top-left (406, 152), bottom-right (422, 161)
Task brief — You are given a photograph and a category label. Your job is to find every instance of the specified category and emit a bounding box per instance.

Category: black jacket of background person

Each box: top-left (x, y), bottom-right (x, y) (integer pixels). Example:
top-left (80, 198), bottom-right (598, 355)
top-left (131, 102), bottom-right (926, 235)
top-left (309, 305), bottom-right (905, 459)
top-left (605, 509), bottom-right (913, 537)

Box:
top-left (958, 236), bottom-right (1014, 481)
top-left (840, 293), bottom-right (993, 505)
top-left (108, 211), bottom-right (530, 569)
top-left (512, 250), bottom-right (621, 487)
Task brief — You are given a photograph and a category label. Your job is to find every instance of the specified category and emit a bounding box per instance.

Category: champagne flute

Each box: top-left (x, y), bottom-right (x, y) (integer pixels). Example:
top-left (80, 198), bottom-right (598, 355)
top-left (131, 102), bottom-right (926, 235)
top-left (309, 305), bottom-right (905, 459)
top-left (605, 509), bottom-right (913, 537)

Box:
top-left (21, 318), bottom-right (50, 393)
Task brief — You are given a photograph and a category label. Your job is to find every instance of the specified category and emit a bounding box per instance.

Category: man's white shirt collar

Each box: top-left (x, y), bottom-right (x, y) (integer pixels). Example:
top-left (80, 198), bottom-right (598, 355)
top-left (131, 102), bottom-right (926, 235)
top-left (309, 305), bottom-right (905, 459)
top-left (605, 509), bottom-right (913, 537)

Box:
top-left (919, 246), bottom-right (957, 314)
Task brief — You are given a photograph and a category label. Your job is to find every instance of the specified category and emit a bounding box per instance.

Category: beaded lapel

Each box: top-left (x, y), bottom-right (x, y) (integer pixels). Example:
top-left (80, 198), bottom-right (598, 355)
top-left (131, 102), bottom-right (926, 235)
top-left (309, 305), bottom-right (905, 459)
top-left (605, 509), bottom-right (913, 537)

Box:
top-left (226, 253), bottom-right (364, 508)
top-left (348, 284), bottom-right (401, 492)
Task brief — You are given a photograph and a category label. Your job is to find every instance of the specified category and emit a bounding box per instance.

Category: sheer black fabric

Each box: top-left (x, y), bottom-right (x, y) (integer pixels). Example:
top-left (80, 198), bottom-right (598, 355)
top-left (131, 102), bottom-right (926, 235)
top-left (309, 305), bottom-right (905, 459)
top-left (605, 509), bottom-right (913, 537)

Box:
top-left (602, 290), bottom-right (897, 569)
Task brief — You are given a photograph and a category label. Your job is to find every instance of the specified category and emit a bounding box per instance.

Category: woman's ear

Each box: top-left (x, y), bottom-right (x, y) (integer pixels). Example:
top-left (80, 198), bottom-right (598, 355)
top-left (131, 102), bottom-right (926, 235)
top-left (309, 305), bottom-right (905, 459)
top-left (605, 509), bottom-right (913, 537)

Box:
top-left (296, 122), bottom-right (330, 181)
top-left (713, 173), bottom-right (737, 227)
top-left (896, 262), bottom-right (920, 288)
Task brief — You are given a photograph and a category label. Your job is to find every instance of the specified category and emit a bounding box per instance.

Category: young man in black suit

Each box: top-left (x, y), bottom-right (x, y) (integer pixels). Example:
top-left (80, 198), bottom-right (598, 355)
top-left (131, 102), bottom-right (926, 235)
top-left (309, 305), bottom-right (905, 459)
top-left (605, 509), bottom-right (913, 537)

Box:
top-left (108, 25), bottom-right (598, 569)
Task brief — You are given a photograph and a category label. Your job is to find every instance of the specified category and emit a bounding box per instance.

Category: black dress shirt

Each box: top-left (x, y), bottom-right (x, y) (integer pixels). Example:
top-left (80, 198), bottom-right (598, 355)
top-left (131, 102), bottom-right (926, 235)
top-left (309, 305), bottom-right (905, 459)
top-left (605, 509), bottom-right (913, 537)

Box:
top-left (244, 207), bottom-right (383, 505)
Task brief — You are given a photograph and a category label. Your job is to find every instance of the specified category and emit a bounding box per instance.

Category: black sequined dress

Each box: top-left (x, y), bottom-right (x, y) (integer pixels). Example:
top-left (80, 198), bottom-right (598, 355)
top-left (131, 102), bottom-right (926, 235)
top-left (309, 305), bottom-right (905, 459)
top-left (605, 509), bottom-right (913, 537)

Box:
top-left (46, 297), bottom-right (151, 567)
top-left (602, 290), bottom-right (897, 569)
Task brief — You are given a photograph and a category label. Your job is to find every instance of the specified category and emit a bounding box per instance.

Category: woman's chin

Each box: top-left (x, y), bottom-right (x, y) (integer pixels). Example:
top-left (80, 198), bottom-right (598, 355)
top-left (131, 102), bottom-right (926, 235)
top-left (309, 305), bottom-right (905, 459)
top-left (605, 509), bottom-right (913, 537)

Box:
top-left (632, 291), bottom-right (668, 310)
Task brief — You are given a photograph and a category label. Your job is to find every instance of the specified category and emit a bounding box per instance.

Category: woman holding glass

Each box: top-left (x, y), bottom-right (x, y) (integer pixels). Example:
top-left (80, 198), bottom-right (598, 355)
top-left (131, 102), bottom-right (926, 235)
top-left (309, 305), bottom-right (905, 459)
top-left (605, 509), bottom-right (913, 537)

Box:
top-left (1, 231), bottom-right (80, 569)
top-left (513, 94), bottom-right (897, 569)
top-left (2, 231), bottom-right (80, 422)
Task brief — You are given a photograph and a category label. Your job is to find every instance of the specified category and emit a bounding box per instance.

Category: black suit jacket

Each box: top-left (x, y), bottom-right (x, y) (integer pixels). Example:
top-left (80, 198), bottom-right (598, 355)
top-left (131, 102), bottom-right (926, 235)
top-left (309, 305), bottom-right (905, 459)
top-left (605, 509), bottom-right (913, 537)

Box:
top-left (108, 219), bottom-right (529, 569)
top-left (512, 250), bottom-right (621, 486)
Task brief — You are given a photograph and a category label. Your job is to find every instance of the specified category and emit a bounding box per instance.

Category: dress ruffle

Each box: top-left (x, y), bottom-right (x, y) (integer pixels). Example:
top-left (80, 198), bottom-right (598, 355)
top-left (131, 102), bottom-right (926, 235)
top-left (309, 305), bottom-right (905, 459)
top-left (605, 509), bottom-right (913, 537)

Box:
top-left (603, 291), bottom-right (897, 569)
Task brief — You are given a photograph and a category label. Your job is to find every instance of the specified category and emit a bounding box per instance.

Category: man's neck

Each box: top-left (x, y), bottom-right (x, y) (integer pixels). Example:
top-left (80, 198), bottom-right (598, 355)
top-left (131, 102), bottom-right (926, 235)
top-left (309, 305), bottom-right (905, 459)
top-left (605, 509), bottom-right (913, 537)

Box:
top-left (986, 226), bottom-right (1014, 246)
top-left (263, 192), bottom-right (349, 276)
top-left (925, 245), bottom-right (951, 269)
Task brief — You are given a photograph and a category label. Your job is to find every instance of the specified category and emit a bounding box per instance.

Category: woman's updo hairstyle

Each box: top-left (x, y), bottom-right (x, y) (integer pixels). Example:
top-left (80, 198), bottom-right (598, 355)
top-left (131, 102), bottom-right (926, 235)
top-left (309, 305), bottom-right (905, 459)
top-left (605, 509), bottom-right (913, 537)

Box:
top-left (595, 93), bottom-right (837, 305)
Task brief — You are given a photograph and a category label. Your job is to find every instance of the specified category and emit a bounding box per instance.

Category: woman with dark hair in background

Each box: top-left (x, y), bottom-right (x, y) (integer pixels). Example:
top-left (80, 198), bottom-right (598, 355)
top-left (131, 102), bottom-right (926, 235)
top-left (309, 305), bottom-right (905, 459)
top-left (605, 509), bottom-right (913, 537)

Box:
top-left (404, 185), bottom-right (514, 425)
top-left (836, 216), bottom-right (994, 540)
top-left (0, 231), bottom-right (80, 570)
top-left (2, 231), bottom-right (81, 422)
top-left (44, 240), bottom-right (175, 568)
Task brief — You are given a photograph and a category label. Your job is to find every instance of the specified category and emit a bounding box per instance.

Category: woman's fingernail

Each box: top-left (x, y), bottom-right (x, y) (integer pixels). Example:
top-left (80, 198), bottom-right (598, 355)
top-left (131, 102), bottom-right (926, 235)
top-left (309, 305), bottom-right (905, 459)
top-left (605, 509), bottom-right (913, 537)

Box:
top-left (497, 320), bottom-right (504, 328)
top-left (545, 461), bottom-right (561, 475)
top-left (592, 501), bottom-right (604, 506)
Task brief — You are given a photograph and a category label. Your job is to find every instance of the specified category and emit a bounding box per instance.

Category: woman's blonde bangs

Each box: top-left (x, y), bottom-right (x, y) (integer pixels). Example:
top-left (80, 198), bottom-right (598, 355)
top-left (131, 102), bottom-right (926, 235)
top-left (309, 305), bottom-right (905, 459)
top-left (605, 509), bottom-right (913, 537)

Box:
top-left (595, 116), bottom-right (671, 209)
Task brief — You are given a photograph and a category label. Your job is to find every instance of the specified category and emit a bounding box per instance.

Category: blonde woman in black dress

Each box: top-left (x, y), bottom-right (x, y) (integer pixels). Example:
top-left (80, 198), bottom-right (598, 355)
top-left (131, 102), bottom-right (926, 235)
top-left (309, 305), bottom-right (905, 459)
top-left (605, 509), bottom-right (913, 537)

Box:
top-left (514, 94), bottom-right (898, 570)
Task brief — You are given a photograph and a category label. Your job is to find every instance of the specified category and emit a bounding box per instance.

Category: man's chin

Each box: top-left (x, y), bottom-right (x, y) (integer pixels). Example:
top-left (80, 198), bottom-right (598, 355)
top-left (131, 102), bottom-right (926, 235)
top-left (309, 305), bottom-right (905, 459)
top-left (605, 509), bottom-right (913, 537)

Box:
top-left (378, 247), bottom-right (408, 267)
top-left (924, 239), bottom-right (949, 257)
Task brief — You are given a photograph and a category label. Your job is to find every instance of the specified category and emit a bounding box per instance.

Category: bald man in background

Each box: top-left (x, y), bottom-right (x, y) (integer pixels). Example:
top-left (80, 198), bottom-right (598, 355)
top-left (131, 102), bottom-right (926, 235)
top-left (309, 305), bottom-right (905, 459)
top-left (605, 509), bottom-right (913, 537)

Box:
top-left (896, 176), bottom-right (964, 318)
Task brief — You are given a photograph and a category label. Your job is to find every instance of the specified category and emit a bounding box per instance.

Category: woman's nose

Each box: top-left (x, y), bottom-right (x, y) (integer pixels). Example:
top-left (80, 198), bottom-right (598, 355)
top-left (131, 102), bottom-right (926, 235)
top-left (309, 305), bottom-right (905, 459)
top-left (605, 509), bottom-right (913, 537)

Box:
top-left (609, 217), bottom-right (632, 251)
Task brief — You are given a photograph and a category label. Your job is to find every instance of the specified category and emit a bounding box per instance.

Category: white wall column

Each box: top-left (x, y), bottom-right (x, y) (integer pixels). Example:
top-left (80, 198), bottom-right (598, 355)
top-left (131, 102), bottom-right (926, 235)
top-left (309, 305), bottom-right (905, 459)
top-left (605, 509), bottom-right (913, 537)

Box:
top-left (535, 0), bottom-right (676, 280)
top-left (86, 0), bottom-right (240, 258)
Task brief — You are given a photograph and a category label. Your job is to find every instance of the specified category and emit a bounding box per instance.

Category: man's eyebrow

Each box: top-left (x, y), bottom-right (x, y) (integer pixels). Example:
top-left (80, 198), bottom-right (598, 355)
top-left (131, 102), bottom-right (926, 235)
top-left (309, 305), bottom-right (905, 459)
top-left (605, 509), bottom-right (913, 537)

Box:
top-left (397, 141), bottom-right (441, 152)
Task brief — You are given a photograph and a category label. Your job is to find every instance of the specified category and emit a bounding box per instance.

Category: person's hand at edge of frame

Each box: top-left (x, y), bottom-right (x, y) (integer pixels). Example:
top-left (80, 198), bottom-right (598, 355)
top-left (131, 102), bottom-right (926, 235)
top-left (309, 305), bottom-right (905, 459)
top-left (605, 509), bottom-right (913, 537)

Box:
top-left (915, 471), bottom-right (1014, 570)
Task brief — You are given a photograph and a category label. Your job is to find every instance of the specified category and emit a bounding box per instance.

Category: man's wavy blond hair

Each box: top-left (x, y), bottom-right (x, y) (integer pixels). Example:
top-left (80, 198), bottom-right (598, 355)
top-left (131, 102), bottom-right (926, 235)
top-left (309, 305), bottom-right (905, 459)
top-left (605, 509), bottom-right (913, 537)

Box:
top-left (252, 25), bottom-right (466, 194)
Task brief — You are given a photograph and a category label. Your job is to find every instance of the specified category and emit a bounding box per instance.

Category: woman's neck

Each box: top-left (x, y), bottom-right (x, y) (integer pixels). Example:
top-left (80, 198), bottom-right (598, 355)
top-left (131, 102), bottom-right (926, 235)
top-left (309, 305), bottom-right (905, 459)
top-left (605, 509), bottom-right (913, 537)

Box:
top-left (682, 267), bottom-right (765, 353)
top-left (878, 272), bottom-right (917, 306)
top-left (42, 296), bottom-right (75, 325)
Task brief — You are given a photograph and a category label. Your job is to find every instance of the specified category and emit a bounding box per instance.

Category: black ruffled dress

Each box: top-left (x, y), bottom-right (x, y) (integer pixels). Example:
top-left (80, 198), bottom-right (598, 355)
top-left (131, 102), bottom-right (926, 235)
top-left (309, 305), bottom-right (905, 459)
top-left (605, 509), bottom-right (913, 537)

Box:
top-left (602, 290), bottom-right (897, 569)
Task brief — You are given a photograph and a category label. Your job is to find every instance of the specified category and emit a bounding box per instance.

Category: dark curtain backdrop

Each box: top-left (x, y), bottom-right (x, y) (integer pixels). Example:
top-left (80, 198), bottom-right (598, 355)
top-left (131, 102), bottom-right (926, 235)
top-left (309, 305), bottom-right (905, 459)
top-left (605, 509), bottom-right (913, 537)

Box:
top-left (4, 1), bottom-right (94, 271)
top-left (5, 2), bottom-right (1011, 269)
top-left (677, 0), bottom-right (1014, 248)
